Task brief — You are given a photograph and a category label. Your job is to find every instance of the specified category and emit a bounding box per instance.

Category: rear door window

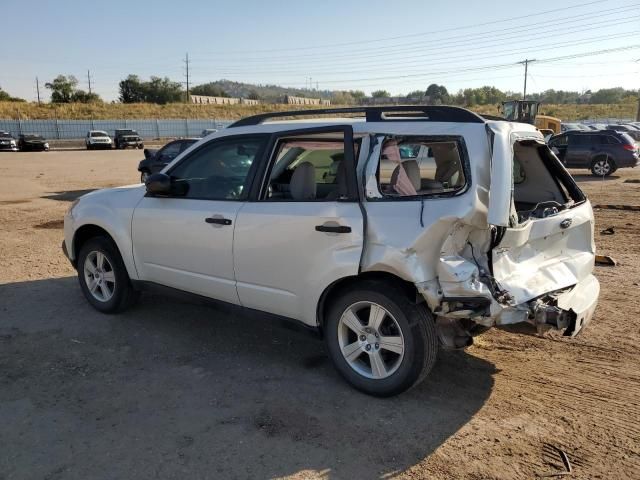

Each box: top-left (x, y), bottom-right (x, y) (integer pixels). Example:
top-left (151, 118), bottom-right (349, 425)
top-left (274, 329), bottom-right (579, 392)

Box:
top-left (373, 136), bottom-right (467, 198)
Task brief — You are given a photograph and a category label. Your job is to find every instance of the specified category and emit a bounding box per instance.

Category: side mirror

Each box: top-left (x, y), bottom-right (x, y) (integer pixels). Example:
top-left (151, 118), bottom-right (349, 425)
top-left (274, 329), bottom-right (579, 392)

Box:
top-left (145, 173), bottom-right (172, 195)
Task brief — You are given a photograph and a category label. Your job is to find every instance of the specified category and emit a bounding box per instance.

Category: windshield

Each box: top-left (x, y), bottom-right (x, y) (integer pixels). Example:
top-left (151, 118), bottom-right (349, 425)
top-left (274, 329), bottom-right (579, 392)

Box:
top-left (0, 132), bottom-right (12, 138)
top-left (24, 135), bottom-right (44, 140)
top-left (91, 131), bottom-right (108, 137)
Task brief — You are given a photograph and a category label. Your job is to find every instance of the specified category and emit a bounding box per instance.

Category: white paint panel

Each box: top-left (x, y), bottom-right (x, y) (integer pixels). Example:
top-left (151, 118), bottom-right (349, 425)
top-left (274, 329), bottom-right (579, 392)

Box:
top-left (132, 197), bottom-right (243, 304)
top-left (234, 201), bottom-right (364, 325)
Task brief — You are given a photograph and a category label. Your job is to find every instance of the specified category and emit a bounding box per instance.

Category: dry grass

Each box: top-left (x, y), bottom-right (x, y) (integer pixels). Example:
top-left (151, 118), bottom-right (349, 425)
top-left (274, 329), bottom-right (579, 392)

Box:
top-left (1, 101), bottom-right (637, 121)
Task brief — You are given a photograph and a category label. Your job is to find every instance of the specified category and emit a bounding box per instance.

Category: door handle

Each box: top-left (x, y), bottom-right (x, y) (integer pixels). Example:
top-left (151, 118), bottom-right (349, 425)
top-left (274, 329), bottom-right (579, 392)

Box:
top-left (205, 217), bottom-right (232, 226)
top-left (315, 224), bottom-right (351, 233)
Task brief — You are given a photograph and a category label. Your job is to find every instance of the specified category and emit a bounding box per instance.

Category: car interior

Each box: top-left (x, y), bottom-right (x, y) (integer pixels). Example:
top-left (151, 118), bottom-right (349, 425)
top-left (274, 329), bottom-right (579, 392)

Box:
top-left (377, 138), bottom-right (466, 197)
top-left (264, 136), bottom-right (354, 201)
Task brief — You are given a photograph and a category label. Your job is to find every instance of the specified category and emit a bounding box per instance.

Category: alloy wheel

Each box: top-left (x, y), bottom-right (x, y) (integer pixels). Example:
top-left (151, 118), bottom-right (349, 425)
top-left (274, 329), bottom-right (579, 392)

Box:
top-left (337, 301), bottom-right (405, 379)
top-left (83, 251), bottom-right (116, 302)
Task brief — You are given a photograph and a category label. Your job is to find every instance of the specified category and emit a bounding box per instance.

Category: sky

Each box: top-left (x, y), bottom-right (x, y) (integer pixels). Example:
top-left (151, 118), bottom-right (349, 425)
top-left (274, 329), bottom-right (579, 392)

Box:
top-left (0, 0), bottom-right (638, 102)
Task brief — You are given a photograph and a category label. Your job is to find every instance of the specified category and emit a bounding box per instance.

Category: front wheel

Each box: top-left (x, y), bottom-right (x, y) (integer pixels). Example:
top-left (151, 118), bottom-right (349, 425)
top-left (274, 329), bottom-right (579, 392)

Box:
top-left (140, 171), bottom-right (149, 183)
top-left (324, 281), bottom-right (438, 397)
top-left (77, 237), bottom-right (139, 313)
top-left (591, 157), bottom-right (615, 176)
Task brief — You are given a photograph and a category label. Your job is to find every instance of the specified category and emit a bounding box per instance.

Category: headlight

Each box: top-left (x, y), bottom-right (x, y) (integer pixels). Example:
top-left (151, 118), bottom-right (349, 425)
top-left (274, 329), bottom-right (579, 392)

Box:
top-left (67, 198), bottom-right (80, 218)
top-left (44, 142), bottom-right (49, 148)
top-left (10, 140), bottom-right (15, 145)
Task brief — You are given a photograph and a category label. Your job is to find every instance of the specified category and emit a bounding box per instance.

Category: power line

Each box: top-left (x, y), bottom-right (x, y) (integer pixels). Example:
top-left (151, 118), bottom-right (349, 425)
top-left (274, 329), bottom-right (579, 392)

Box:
top-left (185, 18), bottom-right (640, 77)
top-left (191, 4), bottom-right (640, 63)
top-left (193, 0), bottom-right (610, 55)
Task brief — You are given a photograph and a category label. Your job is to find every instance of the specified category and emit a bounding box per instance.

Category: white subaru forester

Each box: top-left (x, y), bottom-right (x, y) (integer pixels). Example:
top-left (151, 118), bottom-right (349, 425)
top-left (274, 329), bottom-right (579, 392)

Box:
top-left (63, 106), bottom-right (600, 396)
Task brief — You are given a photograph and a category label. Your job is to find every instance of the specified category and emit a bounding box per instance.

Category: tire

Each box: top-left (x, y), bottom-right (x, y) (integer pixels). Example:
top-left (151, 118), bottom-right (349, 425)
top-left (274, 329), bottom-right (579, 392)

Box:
top-left (77, 236), bottom-right (139, 313)
top-left (86, 144), bottom-right (92, 150)
top-left (324, 281), bottom-right (438, 397)
top-left (590, 156), bottom-right (615, 176)
top-left (140, 171), bottom-right (149, 183)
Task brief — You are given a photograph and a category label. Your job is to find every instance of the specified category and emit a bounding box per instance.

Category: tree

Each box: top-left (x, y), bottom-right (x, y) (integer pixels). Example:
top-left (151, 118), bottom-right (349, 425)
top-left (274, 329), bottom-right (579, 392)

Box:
top-left (71, 90), bottom-right (101, 103)
top-left (406, 90), bottom-right (425, 99)
top-left (247, 90), bottom-right (260, 100)
top-left (119, 75), bottom-right (183, 104)
top-left (119, 75), bottom-right (146, 103)
top-left (45, 75), bottom-right (78, 103)
top-left (589, 88), bottom-right (627, 104)
top-left (371, 90), bottom-right (391, 98)
top-left (190, 82), bottom-right (230, 97)
top-left (424, 84), bottom-right (449, 104)
top-left (0, 86), bottom-right (25, 102)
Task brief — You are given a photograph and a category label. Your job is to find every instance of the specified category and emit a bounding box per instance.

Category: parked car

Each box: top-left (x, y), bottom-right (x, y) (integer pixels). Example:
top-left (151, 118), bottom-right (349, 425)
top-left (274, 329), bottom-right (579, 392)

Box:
top-left (138, 138), bottom-right (198, 183)
top-left (63, 106), bottom-right (600, 396)
top-left (605, 124), bottom-right (640, 142)
top-left (0, 131), bottom-right (18, 151)
top-left (200, 128), bottom-right (218, 137)
top-left (85, 130), bottom-right (113, 150)
top-left (18, 134), bottom-right (49, 151)
top-left (561, 123), bottom-right (589, 132)
top-left (548, 130), bottom-right (639, 176)
top-left (113, 129), bottom-right (143, 149)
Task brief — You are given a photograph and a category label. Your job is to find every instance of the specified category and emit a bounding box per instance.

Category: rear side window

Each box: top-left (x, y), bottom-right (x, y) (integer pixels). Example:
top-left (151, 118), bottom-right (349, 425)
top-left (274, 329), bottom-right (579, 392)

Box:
top-left (569, 135), bottom-right (594, 146)
top-left (600, 135), bottom-right (620, 145)
top-left (374, 136), bottom-right (467, 198)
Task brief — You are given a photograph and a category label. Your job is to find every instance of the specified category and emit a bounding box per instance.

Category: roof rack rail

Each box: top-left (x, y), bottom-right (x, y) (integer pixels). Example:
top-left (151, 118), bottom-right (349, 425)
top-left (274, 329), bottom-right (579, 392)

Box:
top-left (228, 105), bottom-right (485, 128)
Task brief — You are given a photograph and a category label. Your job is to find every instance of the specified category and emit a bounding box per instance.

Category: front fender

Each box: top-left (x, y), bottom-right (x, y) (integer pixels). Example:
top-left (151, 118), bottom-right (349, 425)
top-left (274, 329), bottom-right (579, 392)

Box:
top-left (66, 186), bottom-right (145, 280)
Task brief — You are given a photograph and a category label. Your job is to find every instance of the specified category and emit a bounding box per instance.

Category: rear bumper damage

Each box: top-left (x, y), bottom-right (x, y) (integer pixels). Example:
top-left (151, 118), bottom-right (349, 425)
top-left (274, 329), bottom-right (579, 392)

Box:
top-left (418, 273), bottom-right (599, 344)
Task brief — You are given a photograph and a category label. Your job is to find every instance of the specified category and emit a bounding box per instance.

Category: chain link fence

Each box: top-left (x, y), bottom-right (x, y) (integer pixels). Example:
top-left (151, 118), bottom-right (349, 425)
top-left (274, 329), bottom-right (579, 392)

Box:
top-left (0, 119), bottom-right (233, 140)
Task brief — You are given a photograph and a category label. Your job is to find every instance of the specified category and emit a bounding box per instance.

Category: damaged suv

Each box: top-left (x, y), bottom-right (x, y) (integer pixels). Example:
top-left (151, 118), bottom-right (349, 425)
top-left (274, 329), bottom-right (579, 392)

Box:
top-left (63, 106), bottom-right (599, 396)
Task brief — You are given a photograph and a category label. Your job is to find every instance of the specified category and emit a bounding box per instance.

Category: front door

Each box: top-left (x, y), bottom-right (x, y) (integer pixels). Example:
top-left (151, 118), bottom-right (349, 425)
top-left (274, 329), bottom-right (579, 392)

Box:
top-left (132, 135), bottom-right (268, 304)
top-left (233, 126), bottom-right (364, 325)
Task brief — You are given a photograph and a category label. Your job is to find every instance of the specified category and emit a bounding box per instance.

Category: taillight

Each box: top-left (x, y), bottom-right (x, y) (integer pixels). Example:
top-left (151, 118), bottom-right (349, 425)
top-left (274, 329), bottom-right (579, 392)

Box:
top-left (623, 144), bottom-right (637, 151)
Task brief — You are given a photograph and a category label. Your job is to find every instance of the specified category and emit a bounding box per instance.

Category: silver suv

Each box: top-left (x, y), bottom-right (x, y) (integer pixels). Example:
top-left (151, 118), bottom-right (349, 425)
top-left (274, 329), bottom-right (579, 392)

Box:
top-left (63, 106), bottom-right (599, 396)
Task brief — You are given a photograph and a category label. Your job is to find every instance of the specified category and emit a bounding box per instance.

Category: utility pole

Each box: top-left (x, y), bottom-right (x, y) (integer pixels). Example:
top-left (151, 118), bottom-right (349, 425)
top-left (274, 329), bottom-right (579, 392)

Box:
top-left (87, 70), bottom-right (92, 95)
top-left (184, 53), bottom-right (190, 103)
top-left (35, 77), bottom-right (41, 105)
top-left (518, 59), bottom-right (536, 100)
top-left (636, 59), bottom-right (640, 121)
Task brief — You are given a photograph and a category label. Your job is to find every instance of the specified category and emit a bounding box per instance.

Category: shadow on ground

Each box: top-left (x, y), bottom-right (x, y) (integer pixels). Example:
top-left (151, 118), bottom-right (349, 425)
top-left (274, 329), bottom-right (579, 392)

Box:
top-left (41, 189), bottom-right (96, 202)
top-left (570, 173), bottom-right (619, 182)
top-left (0, 277), bottom-right (496, 479)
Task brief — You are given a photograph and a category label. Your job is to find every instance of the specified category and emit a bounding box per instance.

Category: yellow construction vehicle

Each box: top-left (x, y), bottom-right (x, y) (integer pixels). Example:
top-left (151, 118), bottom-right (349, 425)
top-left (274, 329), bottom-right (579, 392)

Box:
top-left (501, 100), bottom-right (562, 135)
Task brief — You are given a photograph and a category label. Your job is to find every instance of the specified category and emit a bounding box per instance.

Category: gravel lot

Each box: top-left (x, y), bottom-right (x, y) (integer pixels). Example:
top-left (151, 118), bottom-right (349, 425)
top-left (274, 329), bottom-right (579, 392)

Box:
top-left (1, 150), bottom-right (639, 479)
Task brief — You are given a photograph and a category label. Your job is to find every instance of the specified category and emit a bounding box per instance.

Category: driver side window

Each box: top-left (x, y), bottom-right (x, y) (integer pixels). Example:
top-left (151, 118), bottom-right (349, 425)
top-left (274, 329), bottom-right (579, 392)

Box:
top-left (168, 137), bottom-right (265, 200)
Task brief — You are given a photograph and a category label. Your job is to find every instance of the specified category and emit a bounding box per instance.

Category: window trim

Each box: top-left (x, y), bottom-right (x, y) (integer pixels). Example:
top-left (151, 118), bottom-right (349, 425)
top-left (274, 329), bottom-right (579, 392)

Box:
top-left (249, 125), bottom-right (359, 203)
top-left (150, 133), bottom-right (270, 202)
top-left (366, 134), bottom-right (472, 202)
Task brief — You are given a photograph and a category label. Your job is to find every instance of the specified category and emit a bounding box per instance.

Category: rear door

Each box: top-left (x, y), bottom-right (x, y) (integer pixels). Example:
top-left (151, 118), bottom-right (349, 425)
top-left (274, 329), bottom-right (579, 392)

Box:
top-left (565, 134), bottom-right (592, 167)
top-left (488, 130), bottom-right (594, 305)
top-left (233, 126), bottom-right (364, 325)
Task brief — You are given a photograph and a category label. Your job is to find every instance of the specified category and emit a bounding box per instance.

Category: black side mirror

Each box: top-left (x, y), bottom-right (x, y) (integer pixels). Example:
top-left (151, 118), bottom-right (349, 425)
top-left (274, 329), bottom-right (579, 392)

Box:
top-left (145, 173), bottom-right (172, 195)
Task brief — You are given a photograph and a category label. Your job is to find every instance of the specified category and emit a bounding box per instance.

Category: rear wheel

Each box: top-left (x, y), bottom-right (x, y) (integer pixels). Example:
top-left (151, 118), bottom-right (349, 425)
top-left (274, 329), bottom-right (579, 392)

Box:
top-left (77, 237), bottom-right (139, 313)
top-left (324, 281), bottom-right (438, 397)
top-left (590, 156), bottom-right (615, 176)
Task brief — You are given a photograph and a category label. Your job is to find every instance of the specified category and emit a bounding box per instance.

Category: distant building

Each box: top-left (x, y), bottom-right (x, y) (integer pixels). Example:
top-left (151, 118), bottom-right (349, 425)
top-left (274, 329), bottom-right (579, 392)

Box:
top-left (284, 95), bottom-right (330, 106)
top-left (189, 95), bottom-right (259, 105)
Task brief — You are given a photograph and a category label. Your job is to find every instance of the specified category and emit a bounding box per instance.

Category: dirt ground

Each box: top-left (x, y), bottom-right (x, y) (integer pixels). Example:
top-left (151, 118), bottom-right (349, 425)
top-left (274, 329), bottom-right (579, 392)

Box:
top-left (1, 150), bottom-right (639, 480)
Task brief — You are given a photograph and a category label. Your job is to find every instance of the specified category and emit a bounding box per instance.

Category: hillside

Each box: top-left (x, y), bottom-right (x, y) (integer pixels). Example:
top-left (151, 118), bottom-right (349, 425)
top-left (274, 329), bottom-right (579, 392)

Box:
top-left (0, 101), bottom-right (636, 122)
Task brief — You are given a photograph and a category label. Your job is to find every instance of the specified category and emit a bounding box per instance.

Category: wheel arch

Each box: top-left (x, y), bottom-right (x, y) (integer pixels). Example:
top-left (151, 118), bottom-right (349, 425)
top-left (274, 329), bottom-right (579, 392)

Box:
top-left (72, 224), bottom-right (137, 280)
top-left (316, 271), bottom-right (422, 333)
